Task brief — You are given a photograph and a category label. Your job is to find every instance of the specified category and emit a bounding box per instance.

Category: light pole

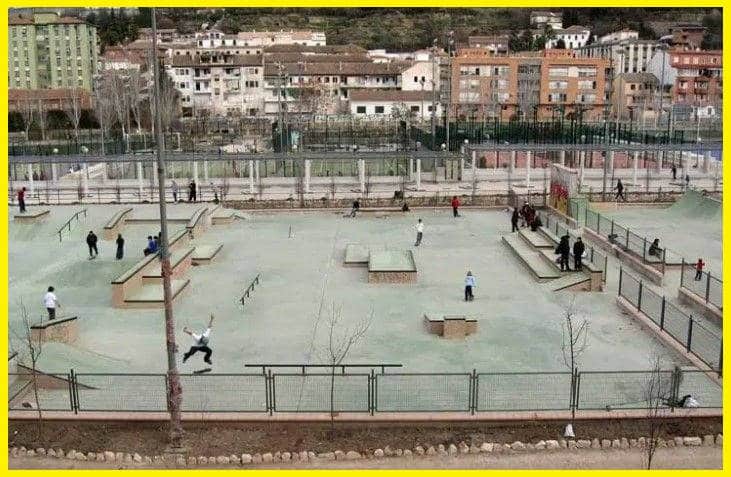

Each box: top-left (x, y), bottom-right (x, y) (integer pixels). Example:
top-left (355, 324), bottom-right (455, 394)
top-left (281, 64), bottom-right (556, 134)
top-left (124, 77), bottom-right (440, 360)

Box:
top-left (431, 38), bottom-right (438, 150)
top-left (151, 7), bottom-right (183, 450)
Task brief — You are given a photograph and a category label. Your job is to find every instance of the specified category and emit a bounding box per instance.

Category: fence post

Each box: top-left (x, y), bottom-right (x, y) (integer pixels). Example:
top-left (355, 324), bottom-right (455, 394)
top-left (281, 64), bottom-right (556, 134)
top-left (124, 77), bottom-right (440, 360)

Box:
top-left (660, 296), bottom-right (666, 330)
top-left (625, 229), bottom-right (630, 249)
top-left (611, 220), bottom-right (614, 236)
top-left (643, 237), bottom-right (647, 261)
top-left (637, 281), bottom-right (643, 310)
top-left (596, 212), bottom-right (600, 233)
top-left (573, 369), bottom-right (581, 415)
top-left (618, 268), bottom-right (623, 297)
top-left (369, 369), bottom-right (375, 415)
top-left (705, 273), bottom-right (711, 303)
top-left (686, 316), bottom-right (693, 353)
top-left (584, 205), bottom-right (588, 227)
top-left (718, 343), bottom-right (723, 378)
top-left (680, 258), bottom-right (685, 288)
top-left (268, 369), bottom-right (274, 416)
top-left (470, 369), bottom-right (477, 415)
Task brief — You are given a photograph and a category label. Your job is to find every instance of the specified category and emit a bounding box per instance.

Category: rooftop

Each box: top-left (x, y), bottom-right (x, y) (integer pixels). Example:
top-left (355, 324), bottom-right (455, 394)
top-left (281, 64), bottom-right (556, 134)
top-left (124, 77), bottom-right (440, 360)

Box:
top-left (170, 54), bottom-right (262, 67)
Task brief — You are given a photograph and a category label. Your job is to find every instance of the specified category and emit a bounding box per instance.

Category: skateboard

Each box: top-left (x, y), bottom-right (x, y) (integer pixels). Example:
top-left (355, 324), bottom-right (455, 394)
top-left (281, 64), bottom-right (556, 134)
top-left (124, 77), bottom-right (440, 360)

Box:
top-left (193, 368), bottom-right (212, 374)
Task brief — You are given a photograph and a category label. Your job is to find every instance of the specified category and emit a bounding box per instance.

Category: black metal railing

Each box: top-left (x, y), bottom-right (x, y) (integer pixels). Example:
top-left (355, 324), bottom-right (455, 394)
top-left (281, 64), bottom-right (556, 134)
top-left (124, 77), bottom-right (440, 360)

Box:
top-left (680, 259), bottom-right (723, 311)
top-left (619, 268), bottom-right (722, 375)
top-left (56, 209), bottom-right (87, 242)
top-left (240, 274), bottom-right (260, 308)
top-left (8, 365), bottom-right (720, 414)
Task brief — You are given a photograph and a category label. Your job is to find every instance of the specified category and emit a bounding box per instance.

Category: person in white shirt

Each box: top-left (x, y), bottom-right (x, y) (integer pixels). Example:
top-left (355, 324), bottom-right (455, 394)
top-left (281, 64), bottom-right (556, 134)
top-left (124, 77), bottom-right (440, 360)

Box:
top-left (182, 314), bottom-right (214, 365)
top-left (414, 218), bottom-right (424, 246)
top-left (43, 286), bottom-right (60, 320)
top-left (464, 271), bottom-right (476, 301)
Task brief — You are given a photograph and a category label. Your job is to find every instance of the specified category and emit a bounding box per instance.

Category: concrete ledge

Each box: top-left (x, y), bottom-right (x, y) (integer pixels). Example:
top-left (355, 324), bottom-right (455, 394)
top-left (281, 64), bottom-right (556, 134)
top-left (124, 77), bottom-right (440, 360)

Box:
top-left (584, 227), bottom-right (663, 286)
top-left (7, 408), bottom-right (721, 422)
top-left (14, 209), bottom-right (50, 222)
top-left (616, 296), bottom-right (721, 385)
top-left (186, 207), bottom-right (209, 237)
top-left (102, 208), bottom-right (133, 240)
top-left (30, 316), bottom-right (78, 345)
top-left (678, 287), bottom-right (723, 323)
top-left (368, 271), bottom-right (417, 284)
top-left (192, 244), bottom-right (223, 265)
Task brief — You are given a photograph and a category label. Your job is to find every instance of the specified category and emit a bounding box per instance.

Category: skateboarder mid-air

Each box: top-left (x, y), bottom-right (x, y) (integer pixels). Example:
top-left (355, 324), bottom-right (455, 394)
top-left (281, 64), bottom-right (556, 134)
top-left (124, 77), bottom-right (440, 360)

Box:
top-left (183, 314), bottom-right (214, 366)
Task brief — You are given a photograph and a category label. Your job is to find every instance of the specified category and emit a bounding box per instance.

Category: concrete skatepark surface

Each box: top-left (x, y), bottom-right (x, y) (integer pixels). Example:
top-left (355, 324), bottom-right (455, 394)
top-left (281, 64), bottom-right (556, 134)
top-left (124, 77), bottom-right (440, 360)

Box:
top-left (9, 204), bottom-right (696, 378)
top-left (598, 190), bottom-right (722, 277)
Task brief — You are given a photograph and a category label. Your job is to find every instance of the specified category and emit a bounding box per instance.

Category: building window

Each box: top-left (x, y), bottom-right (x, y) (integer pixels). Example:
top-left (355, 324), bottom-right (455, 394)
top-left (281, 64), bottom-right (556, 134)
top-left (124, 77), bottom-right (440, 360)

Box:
top-left (375, 106), bottom-right (385, 114)
top-left (356, 106), bottom-right (366, 114)
top-left (411, 105), bottom-right (420, 112)
top-left (548, 67), bottom-right (569, 77)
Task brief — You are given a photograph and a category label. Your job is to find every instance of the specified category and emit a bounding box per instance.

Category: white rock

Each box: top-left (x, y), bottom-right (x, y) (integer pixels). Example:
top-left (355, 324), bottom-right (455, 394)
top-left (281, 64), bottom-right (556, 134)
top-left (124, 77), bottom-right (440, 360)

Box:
top-left (143, 456), bottom-right (152, 464)
top-left (511, 441), bottom-right (525, 451)
top-left (526, 443), bottom-right (535, 450)
top-left (601, 439), bottom-right (612, 449)
top-left (298, 451), bottom-right (308, 462)
top-left (231, 455), bottom-right (240, 464)
top-left (37, 448), bottom-right (46, 455)
top-left (577, 440), bottom-right (591, 449)
top-left (384, 446), bottom-right (393, 456)
top-left (546, 440), bottom-right (560, 450)
top-left (291, 452), bottom-right (299, 461)
top-left (86, 452), bottom-right (95, 460)
top-left (75, 453), bottom-right (86, 461)
top-left (684, 436), bottom-right (702, 446)
top-left (241, 454), bottom-right (252, 464)
top-left (448, 444), bottom-right (458, 455)
top-left (437, 444), bottom-right (446, 453)
top-left (403, 449), bottom-right (412, 458)
top-left (175, 457), bottom-right (186, 467)
top-left (262, 452), bottom-right (273, 463)
top-left (96, 453), bottom-right (105, 462)
top-left (703, 435), bottom-right (715, 446)
top-left (217, 456), bottom-right (230, 465)
top-left (559, 440), bottom-right (567, 448)
top-left (10, 447), bottom-right (17, 457)
top-left (281, 452), bottom-right (291, 461)
top-left (274, 451), bottom-right (281, 461)
top-left (458, 442), bottom-right (470, 454)
top-left (346, 451), bottom-right (361, 460)
top-left (674, 437), bottom-right (684, 447)
top-left (717, 434), bottom-right (723, 446)
top-left (27, 450), bottom-right (36, 457)
top-left (480, 442), bottom-right (494, 453)
top-left (133, 453), bottom-right (142, 463)
top-left (252, 454), bottom-right (262, 464)
top-left (629, 439), bottom-right (638, 448)
top-left (47, 449), bottom-right (56, 457)
top-left (591, 439), bottom-right (601, 449)
top-left (334, 450), bottom-right (345, 460)
top-left (395, 449), bottom-right (403, 456)
top-left (469, 444), bottom-right (480, 454)
top-left (535, 441), bottom-right (546, 450)
top-left (415, 446), bottom-right (425, 455)
top-left (116, 452), bottom-right (124, 462)
top-left (374, 449), bottom-right (384, 458)
top-left (621, 438), bottom-right (630, 449)
top-left (426, 446), bottom-right (437, 456)
top-left (124, 453), bottom-right (133, 463)
top-left (611, 439), bottom-right (620, 449)
top-left (318, 452), bottom-right (335, 460)
top-left (199, 456), bottom-right (208, 465)
top-left (666, 439), bottom-right (676, 448)
top-left (187, 457), bottom-right (196, 466)
top-left (65, 450), bottom-right (75, 459)
top-left (568, 441), bottom-right (577, 449)
top-left (657, 439), bottom-right (667, 448)
top-left (637, 437), bottom-right (646, 448)
top-left (307, 452), bottom-right (316, 460)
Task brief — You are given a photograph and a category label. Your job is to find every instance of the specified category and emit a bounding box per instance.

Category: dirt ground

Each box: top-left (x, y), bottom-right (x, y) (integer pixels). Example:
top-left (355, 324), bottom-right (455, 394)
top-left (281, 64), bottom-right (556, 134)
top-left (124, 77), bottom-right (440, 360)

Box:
top-left (9, 417), bottom-right (722, 457)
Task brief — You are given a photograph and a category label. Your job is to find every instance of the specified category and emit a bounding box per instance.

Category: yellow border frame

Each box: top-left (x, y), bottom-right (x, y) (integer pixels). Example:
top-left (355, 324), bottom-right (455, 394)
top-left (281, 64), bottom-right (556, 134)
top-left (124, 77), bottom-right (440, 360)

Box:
top-left (2, 3), bottom-right (727, 474)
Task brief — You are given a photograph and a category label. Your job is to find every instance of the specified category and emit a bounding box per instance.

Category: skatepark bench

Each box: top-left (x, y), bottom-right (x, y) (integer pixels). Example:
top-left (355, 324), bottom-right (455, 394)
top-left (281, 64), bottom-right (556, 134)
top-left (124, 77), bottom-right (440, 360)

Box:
top-left (14, 209), bottom-right (50, 223)
top-left (102, 207), bottom-right (133, 240)
top-left (30, 316), bottom-right (78, 344)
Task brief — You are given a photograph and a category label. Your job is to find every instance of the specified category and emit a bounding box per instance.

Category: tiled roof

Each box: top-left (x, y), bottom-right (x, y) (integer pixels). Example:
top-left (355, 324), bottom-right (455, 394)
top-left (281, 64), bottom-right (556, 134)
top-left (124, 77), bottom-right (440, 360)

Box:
top-left (9, 14), bottom-right (85, 25)
top-left (263, 44), bottom-right (366, 54)
top-left (170, 54), bottom-right (262, 67)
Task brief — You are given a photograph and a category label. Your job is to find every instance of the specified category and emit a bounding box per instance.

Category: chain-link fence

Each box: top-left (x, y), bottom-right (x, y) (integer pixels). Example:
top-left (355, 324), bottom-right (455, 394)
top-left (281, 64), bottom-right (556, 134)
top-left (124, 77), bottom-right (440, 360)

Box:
top-left (8, 366), bottom-right (720, 414)
top-left (619, 269), bottom-right (722, 373)
top-left (680, 260), bottom-right (723, 311)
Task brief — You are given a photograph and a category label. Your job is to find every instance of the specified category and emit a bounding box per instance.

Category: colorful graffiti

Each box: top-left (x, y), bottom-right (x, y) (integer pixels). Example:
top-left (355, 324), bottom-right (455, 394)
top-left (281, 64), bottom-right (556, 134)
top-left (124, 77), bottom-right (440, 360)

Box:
top-left (550, 181), bottom-right (569, 214)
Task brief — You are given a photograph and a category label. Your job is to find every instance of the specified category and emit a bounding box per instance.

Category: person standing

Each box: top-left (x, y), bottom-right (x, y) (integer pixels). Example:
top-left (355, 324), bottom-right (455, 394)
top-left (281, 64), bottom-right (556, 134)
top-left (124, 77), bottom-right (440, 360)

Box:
top-left (414, 218), bottom-right (424, 246)
top-left (555, 235), bottom-right (571, 272)
top-left (614, 179), bottom-right (626, 201)
top-left (451, 196), bottom-right (461, 218)
top-left (86, 231), bottom-right (99, 258)
top-left (695, 258), bottom-right (705, 281)
top-left (43, 286), bottom-right (60, 321)
top-left (573, 237), bottom-right (586, 271)
top-left (183, 314), bottom-right (214, 365)
top-left (171, 180), bottom-right (179, 203)
top-left (671, 164), bottom-right (677, 180)
top-left (685, 174), bottom-right (690, 189)
top-left (349, 199), bottom-right (360, 218)
top-left (189, 180), bottom-right (197, 202)
top-left (464, 271), bottom-right (475, 301)
top-left (115, 234), bottom-right (125, 260)
top-left (511, 208), bottom-right (519, 232)
top-left (520, 201), bottom-right (531, 227)
top-left (17, 186), bottom-right (27, 213)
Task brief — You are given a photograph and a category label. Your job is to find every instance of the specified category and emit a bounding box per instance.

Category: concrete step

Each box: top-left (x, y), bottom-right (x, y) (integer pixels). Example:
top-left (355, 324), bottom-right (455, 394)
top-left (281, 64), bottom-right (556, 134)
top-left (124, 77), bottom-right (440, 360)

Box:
top-left (502, 234), bottom-right (560, 280)
top-left (548, 272), bottom-right (592, 292)
top-left (518, 228), bottom-right (554, 248)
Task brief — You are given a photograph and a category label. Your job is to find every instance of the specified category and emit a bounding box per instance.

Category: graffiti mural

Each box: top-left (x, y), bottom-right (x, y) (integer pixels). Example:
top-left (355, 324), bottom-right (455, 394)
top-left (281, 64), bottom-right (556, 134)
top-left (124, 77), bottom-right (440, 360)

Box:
top-left (549, 164), bottom-right (579, 215)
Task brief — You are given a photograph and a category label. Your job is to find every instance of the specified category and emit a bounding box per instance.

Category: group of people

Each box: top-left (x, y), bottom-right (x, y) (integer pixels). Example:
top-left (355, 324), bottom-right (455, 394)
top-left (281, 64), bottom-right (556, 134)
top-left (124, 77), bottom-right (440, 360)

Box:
top-left (511, 202), bottom-right (542, 232)
top-left (554, 234), bottom-right (586, 271)
top-left (84, 231), bottom-right (126, 259)
top-left (143, 235), bottom-right (161, 256)
top-left (170, 180), bottom-right (198, 203)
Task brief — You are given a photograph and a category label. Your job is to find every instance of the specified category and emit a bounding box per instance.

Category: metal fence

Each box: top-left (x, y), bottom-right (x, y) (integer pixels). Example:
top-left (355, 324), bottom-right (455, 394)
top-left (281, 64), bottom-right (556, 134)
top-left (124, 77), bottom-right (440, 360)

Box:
top-left (9, 366), bottom-right (720, 414)
top-left (680, 260), bottom-right (723, 311)
top-left (619, 269), bottom-right (722, 374)
top-left (536, 209), bottom-right (608, 281)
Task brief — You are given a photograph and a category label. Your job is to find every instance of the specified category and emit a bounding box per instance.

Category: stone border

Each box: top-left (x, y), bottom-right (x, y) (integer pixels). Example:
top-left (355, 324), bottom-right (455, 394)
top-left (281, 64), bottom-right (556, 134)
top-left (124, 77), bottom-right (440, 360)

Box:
top-left (8, 434), bottom-right (722, 467)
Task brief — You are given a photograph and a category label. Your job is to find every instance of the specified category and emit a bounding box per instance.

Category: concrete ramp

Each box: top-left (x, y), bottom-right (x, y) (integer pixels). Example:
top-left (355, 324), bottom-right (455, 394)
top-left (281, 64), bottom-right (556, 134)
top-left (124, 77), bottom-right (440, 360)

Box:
top-left (548, 273), bottom-right (592, 292)
top-left (502, 234), bottom-right (560, 280)
top-left (666, 189), bottom-right (721, 221)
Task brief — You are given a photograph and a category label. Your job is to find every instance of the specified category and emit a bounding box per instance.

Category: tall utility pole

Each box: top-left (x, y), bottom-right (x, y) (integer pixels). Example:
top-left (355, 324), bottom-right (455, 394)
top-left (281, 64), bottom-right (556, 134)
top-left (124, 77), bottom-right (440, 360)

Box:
top-left (602, 48), bottom-right (614, 199)
top-left (431, 39), bottom-right (438, 150)
top-left (151, 8), bottom-right (183, 448)
top-left (276, 62), bottom-right (286, 153)
top-left (445, 31), bottom-right (454, 152)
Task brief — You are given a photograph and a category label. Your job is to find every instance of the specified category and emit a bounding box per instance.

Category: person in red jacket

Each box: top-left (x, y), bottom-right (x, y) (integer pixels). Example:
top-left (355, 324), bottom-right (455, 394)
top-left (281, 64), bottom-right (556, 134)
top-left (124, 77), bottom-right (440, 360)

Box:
top-left (451, 196), bottom-right (460, 218)
top-left (695, 258), bottom-right (705, 281)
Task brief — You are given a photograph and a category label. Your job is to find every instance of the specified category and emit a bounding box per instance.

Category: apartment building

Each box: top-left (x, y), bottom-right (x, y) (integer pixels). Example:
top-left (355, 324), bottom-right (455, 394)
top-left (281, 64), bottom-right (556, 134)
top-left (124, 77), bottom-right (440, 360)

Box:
top-left (8, 87), bottom-right (93, 112)
top-left (166, 53), bottom-right (264, 116)
top-left (576, 29), bottom-right (660, 74)
top-left (465, 35), bottom-right (510, 55)
top-left (612, 72), bottom-right (658, 121)
top-left (450, 49), bottom-right (609, 121)
top-left (9, 11), bottom-right (99, 90)
top-left (667, 23), bottom-right (707, 49)
top-left (545, 25), bottom-right (591, 49)
top-left (670, 49), bottom-right (722, 108)
top-left (530, 11), bottom-right (563, 30)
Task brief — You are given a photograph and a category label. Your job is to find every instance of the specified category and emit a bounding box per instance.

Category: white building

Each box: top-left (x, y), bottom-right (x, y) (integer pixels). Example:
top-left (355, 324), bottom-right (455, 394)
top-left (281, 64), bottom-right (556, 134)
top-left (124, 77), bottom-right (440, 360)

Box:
top-left (166, 54), bottom-right (264, 117)
top-left (349, 89), bottom-right (441, 120)
top-left (577, 31), bottom-right (660, 75)
top-left (530, 11), bottom-right (563, 30)
top-left (545, 25), bottom-right (591, 49)
top-left (598, 29), bottom-right (639, 44)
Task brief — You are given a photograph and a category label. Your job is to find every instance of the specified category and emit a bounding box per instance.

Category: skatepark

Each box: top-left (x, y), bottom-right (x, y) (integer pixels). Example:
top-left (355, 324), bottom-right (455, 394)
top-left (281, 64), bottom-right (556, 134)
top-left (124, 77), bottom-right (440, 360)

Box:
top-left (8, 185), bottom-right (722, 413)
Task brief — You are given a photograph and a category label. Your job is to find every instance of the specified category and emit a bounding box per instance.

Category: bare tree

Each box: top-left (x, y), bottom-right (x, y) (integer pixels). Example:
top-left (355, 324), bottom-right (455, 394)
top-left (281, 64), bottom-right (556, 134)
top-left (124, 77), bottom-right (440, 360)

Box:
top-left (643, 356), bottom-right (680, 469)
top-left (316, 303), bottom-right (372, 436)
top-left (19, 98), bottom-right (36, 143)
top-left (64, 88), bottom-right (85, 145)
top-left (561, 296), bottom-right (589, 422)
top-left (36, 99), bottom-right (47, 142)
top-left (109, 71), bottom-right (131, 151)
top-left (12, 302), bottom-right (44, 440)
top-left (94, 81), bottom-right (116, 156)
top-left (127, 68), bottom-right (147, 136)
